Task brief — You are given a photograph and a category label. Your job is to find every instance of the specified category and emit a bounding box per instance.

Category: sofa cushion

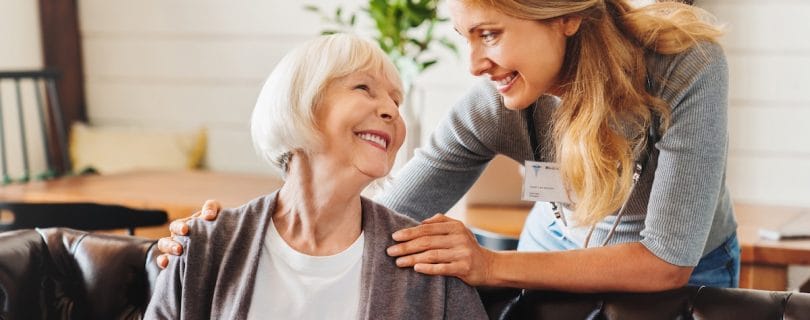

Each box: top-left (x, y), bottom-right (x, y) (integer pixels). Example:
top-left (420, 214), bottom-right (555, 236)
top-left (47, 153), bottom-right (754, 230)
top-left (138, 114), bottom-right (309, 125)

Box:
top-left (69, 123), bottom-right (207, 174)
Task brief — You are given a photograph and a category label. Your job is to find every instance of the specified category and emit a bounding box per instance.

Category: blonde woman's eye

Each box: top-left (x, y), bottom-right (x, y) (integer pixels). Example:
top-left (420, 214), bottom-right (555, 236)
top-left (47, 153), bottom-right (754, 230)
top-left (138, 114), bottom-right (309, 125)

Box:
top-left (354, 84), bottom-right (370, 92)
top-left (480, 31), bottom-right (499, 44)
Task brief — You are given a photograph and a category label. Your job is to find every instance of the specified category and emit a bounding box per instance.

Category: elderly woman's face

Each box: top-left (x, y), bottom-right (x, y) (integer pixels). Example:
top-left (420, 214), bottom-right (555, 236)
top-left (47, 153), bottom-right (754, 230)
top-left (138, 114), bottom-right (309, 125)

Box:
top-left (315, 70), bottom-right (405, 179)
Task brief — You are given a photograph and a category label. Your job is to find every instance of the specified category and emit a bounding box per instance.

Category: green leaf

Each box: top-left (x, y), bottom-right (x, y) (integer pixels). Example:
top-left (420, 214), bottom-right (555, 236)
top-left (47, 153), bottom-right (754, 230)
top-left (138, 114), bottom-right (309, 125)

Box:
top-left (307, 0), bottom-right (453, 76)
top-left (408, 38), bottom-right (428, 51)
top-left (370, 0), bottom-right (387, 12)
top-left (302, 5), bottom-right (319, 13)
top-left (420, 59), bottom-right (438, 71)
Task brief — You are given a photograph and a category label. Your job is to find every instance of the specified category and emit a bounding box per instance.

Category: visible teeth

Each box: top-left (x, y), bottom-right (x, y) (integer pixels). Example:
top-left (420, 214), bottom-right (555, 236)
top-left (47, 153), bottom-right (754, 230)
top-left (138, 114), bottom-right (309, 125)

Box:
top-left (356, 133), bottom-right (387, 149)
top-left (496, 73), bottom-right (516, 86)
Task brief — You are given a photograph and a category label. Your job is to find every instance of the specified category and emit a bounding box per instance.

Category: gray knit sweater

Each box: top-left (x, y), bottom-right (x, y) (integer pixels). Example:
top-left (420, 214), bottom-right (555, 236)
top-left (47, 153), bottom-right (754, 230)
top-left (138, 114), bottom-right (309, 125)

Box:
top-left (377, 42), bottom-right (736, 267)
top-left (145, 192), bottom-right (487, 319)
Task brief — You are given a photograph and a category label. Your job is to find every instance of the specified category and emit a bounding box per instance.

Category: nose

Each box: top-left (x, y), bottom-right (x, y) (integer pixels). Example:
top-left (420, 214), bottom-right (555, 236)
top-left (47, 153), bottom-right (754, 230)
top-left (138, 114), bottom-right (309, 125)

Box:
top-left (468, 45), bottom-right (492, 76)
top-left (378, 97), bottom-right (399, 122)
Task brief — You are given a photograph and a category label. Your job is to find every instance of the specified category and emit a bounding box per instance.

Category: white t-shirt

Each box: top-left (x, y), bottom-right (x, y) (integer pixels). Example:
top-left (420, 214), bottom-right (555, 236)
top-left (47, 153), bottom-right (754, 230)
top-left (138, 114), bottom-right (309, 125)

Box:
top-left (247, 219), bottom-right (365, 320)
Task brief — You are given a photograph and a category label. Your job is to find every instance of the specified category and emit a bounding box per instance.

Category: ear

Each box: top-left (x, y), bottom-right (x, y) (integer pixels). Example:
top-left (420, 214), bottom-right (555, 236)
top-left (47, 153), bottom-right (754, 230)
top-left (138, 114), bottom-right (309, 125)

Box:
top-left (561, 16), bottom-right (583, 37)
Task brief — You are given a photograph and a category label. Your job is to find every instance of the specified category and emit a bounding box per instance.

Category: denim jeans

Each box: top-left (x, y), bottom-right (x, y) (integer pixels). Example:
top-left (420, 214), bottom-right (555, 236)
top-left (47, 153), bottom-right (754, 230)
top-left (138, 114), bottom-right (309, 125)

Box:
top-left (518, 210), bottom-right (741, 288)
top-left (687, 232), bottom-right (740, 288)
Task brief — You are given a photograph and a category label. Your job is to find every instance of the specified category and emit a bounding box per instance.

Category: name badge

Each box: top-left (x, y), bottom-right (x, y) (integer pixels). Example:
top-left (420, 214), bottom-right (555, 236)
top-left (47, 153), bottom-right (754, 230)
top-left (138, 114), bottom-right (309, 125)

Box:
top-left (521, 161), bottom-right (572, 203)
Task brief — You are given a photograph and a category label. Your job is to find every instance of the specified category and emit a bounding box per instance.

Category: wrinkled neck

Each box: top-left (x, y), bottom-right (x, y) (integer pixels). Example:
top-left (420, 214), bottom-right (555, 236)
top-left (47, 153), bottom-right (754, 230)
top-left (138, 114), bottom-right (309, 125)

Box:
top-left (273, 152), bottom-right (364, 255)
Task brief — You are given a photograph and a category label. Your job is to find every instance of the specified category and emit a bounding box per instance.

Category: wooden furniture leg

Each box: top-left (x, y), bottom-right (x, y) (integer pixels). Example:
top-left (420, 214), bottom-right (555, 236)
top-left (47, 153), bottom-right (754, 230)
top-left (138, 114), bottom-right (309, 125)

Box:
top-left (740, 263), bottom-right (788, 291)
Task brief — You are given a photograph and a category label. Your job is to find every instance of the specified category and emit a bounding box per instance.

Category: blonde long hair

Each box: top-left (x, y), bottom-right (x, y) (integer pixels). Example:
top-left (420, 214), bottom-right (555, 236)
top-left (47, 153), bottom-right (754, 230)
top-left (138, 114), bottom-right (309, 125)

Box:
top-left (471, 0), bottom-right (723, 225)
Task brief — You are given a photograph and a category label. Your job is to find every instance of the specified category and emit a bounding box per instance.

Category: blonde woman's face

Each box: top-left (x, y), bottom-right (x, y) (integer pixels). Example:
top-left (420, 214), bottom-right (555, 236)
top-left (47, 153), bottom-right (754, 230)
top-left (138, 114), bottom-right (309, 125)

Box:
top-left (314, 70), bottom-right (405, 179)
top-left (449, 0), bottom-right (574, 110)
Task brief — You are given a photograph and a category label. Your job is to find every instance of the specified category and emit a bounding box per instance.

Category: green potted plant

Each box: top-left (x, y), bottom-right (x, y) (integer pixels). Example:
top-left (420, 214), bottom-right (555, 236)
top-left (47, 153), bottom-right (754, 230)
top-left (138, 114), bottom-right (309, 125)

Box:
top-left (305, 0), bottom-right (457, 89)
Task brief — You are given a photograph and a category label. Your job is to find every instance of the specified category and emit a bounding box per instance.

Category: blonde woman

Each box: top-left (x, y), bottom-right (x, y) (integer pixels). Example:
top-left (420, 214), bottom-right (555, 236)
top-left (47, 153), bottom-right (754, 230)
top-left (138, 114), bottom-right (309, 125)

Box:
top-left (159, 0), bottom-right (737, 293)
top-left (145, 34), bottom-right (486, 319)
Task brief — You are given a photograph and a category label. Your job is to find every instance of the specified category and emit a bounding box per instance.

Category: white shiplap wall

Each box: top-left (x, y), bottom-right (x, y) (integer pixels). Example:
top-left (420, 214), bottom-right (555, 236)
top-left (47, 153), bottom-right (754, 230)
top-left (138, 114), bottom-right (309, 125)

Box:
top-left (77, 0), bottom-right (475, 174)
top-left (0, 1), bottom-right (42, 69)
top-left (0, 0), bottom-right (46, 181)
top-left (698, 0), bottom-right (810, 208)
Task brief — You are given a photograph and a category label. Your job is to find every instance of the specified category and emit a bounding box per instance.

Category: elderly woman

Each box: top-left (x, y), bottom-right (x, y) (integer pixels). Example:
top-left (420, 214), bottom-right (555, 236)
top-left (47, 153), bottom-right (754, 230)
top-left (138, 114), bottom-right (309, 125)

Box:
top-left (145, 34), bottom-right (486, 319)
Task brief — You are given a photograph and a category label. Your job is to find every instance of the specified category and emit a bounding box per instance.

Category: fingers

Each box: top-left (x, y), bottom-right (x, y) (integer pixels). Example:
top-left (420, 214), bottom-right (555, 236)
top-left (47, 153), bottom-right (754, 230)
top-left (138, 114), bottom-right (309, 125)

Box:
top-left (394, 248), bottom-right (459, 267)
top-left (387, 234), bottom-right (460, 257)
top-left (157, 237), bottom-right (183, 256)
top-left (169, 219), bottom-right (189, 236)
top-left (201, 199), bottom-right (221, 220)
top-left (413, 262), bottom-right (470, 279)
top-left (410, 252), bottom-right (491, 287)
top-left (167, 199), bottom-right (221, 236)
top-left (392, 219), bottom-right (465, 242)
top-left (168, 209), bottom-right (201, 237)
top-left (157, 254), bottom-right (169, 269)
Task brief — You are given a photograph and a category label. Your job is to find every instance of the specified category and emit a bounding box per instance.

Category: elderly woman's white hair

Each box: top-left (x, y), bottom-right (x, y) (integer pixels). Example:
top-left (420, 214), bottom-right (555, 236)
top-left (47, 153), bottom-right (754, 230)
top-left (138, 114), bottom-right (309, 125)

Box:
top-left (251, 33), bottom-right (402, 177)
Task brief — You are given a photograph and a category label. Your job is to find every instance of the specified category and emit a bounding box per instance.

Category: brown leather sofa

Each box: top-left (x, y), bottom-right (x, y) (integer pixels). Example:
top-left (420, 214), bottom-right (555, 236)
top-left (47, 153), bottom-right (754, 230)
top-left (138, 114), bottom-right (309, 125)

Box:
top-left (0, 228), bottom-right (160, 319)
top-left (2, 228), bottom-right (810, 320)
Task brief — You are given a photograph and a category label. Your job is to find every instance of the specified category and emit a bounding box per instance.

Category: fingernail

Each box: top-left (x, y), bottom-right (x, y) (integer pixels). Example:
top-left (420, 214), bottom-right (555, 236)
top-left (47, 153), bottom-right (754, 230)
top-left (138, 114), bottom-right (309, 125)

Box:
top-left (203, 209), bottom-right (214, 218)
top-left (392, 231), bottom-right (403, 240)
top-left (173, 245), bottom-right (181, 255)
top-left (395, 258), bottom-right (405, 266)
top-left (386, 246), bottom-right (398, 256)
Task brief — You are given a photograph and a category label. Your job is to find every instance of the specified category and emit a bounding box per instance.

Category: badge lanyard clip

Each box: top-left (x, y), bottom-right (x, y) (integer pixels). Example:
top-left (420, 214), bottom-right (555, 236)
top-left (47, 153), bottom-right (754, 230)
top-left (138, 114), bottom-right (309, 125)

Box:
top-left (524, 103), bottom-right (570, 227)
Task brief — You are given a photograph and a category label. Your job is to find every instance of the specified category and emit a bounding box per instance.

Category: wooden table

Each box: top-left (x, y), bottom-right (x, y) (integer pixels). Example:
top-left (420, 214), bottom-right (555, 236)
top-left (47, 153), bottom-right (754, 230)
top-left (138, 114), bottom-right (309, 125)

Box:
top-left (734, 204), bottom-right (810, 290)
top-left (458, 203), bottom-right (810, 291)
top-left (0, 170), bottom-right (283, 238)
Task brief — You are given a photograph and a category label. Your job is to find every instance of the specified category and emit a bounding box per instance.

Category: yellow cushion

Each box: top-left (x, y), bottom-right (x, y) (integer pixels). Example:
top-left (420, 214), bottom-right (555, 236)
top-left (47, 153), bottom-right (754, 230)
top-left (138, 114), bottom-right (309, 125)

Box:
top-left (69, 123), bottom-right (207, 174)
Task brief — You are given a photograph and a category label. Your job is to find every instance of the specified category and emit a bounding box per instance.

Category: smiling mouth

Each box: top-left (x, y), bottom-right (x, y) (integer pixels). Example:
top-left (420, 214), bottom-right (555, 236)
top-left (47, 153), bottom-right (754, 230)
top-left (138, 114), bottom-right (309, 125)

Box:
top-left (492, 71), bottom-right (519, 92)
top-left (355, 131), bottom-right (389, 151)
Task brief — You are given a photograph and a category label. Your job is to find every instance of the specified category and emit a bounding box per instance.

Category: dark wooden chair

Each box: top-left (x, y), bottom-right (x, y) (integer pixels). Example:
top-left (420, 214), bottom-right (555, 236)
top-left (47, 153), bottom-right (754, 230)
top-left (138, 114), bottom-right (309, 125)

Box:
top-left (0, 70), bottom-right (168, 234)
top-left (0, 69), bottom-right (71, 184)
top-left (0, 202), bottom-right (167, 236)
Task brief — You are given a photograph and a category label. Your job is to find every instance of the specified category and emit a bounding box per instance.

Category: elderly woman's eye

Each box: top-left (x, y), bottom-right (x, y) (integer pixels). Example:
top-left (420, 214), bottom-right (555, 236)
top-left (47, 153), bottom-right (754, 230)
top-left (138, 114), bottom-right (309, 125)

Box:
top-left (354, 84), bottom-right (370, 91)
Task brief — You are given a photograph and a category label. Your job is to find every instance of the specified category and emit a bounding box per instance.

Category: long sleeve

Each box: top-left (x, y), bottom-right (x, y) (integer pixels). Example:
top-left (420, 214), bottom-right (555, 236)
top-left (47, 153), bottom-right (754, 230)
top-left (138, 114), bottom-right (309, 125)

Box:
top-left (640, 42), bottom-right (732, 266)
top-left (144, 195), bottom-right (276, 318)
top-left (144, 240), bottom-right (187, 319)
top-left (357, 198), bottom-right (488, 319)
top-left (377, 81), bottom-right (538, 221)
top-left (444, 277), bottom-right (488, 320)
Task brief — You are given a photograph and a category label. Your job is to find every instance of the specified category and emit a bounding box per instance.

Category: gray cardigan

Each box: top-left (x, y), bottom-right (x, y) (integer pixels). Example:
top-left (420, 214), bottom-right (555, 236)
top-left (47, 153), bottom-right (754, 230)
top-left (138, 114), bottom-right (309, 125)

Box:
top-left (145, 191), bottom-right (487, 319)
top-left (378, 42), bottom-right (735, 267)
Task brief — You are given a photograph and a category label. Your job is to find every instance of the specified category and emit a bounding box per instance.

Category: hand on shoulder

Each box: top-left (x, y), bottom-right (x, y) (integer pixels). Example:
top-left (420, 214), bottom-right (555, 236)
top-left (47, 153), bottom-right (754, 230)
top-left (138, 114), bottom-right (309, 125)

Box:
top-left (156, 199), bottom-right (222, 269)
